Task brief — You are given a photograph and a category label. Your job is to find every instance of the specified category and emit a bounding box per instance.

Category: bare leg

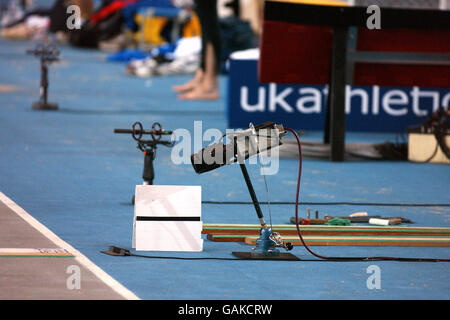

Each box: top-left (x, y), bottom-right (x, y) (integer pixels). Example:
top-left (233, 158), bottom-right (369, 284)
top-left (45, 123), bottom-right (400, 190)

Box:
top-left (178, 43), bottom-right (219, 100)
top-left (172, 69), bottom-right (204, 93)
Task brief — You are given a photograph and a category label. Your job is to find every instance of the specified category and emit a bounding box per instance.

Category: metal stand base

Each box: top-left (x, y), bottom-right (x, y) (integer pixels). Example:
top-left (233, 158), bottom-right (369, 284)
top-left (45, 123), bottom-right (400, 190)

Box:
top-left (32, 101), bottom-right (58, 110)
top-left (232, 251), bottom-right (300, 261)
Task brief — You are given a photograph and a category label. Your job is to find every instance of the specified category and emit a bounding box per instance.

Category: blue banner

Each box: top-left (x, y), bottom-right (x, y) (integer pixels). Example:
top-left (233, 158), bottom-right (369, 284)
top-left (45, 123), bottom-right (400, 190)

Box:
top-left (227, 59), bottom-right (450, 132)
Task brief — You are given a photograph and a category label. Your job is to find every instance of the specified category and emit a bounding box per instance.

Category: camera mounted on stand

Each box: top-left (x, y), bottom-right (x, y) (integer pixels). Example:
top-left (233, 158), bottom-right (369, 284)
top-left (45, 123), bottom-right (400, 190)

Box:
top-left (191, 121), bottom-right (298, 260)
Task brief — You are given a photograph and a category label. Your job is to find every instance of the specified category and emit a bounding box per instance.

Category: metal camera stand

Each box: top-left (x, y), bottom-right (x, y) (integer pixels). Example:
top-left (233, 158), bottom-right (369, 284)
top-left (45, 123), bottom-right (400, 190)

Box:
top-left (114, 122), bottom-right (174, 204)
top-left (26, 44), bottom-right (60, 111)
top-left (232, 136), bottom-right (298, 261)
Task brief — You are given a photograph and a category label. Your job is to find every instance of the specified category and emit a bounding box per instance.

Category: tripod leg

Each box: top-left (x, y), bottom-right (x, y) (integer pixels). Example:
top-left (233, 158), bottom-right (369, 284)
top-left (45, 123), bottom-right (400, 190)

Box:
top-left (239, 163), bottom-right (266, 227)
top-left (41, 63), bottom-right (48, 105)
top-left (233, 163), bottom-right (298, 260)
top-left (142, 150), bottom-right (155, 185)
top-left (32, 62), bottom-right (58, 110)
top-left (132, 150), bottom-right (155, 205)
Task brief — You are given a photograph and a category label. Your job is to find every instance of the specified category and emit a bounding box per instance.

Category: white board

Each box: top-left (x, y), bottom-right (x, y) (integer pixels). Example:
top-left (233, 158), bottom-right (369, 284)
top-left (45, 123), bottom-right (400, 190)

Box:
top-left (133, 185), bottom-right (203, 252)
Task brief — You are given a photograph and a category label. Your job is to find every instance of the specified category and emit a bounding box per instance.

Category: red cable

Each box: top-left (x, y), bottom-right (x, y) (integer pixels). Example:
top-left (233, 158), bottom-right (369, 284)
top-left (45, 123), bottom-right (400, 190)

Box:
top-left (285, 127), bottom-right (327, 260)
top-left (285, 127), bottom-right (450, 262)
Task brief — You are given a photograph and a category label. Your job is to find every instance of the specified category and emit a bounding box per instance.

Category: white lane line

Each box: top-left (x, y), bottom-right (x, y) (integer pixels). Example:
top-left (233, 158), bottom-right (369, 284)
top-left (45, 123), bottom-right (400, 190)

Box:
top-left (0, 192), bottom-right (140, 300)
top-left (0, 248), bottom-right (74, 256)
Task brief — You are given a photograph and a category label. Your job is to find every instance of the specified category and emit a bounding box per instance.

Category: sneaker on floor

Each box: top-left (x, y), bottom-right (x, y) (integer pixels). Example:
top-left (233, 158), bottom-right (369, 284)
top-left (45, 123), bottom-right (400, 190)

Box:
top-left (127, 57), bottom-right (158, 77)
top-left (156, 54), bottom-right (199, 76)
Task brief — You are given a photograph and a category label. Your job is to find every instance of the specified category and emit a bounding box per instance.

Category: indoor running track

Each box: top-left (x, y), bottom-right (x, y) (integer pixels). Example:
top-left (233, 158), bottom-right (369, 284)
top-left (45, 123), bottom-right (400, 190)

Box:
top-left (0, 38), bottom-right (449, 300)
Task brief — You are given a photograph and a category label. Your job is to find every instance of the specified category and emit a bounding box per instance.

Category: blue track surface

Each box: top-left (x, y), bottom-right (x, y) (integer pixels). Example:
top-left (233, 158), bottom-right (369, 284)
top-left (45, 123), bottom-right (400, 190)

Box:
top-left (0, 39), bottom-right (449, 300)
